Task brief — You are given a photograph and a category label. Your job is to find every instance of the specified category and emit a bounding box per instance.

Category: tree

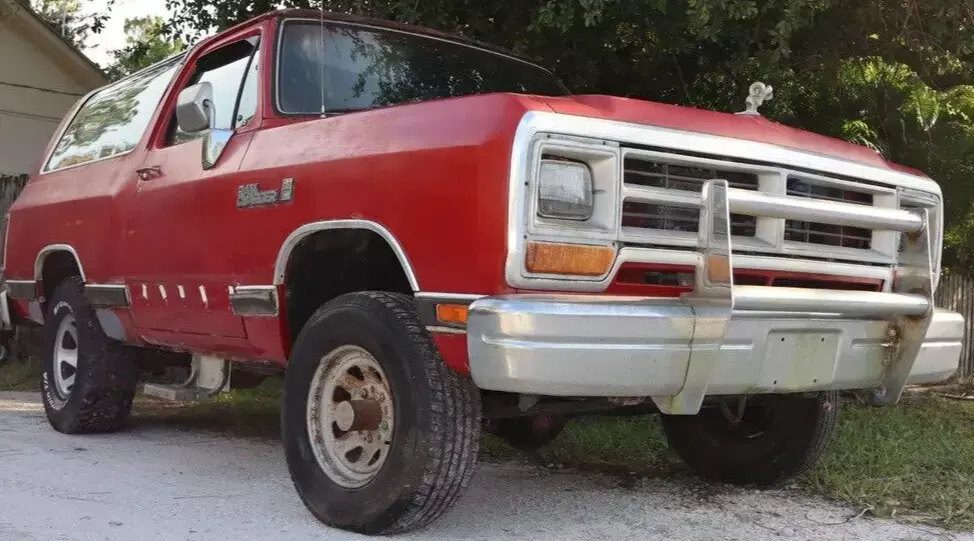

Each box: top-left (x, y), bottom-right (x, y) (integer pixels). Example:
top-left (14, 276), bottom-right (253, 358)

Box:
top-left (107, 16), bottom-right (186, 80)
top-left (156, 0), bottom-right (974, 267)
top-left (29, 0), bottom-right (112, 51)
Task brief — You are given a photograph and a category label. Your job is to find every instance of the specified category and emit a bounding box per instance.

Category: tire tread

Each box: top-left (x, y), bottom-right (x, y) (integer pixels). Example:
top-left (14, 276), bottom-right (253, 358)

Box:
top-left (662, 391), bottom-right (839, 486)
top-left (288, 291), bottom-right (480, 534)
top-left (42, 277), bottom-right (136, 434)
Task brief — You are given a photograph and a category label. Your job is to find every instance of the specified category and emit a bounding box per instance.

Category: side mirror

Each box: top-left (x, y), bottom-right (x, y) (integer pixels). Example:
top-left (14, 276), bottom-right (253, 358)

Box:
top-left (176, 82), bottom-right (214, 134)
top-left (176, 81), bottom-right (233, 170)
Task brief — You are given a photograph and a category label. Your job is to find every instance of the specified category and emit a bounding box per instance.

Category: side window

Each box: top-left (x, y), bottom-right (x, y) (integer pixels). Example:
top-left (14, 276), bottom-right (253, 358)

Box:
top-left (45, 59), bottom-right (181, 172)
top-left (235, 53), bottom-right (260, 129)
top-left (169, 38), bottom-right (259, 146)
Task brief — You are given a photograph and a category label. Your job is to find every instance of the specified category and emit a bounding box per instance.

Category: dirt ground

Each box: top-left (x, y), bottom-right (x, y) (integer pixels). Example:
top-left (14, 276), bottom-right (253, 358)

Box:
top-left (0, 391), bottom-right (964, 541)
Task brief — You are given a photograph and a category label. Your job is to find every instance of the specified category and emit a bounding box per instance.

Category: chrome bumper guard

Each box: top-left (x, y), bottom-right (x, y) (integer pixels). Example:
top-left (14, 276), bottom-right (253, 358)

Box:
top-left (469, 180), bottom-right (954, 414)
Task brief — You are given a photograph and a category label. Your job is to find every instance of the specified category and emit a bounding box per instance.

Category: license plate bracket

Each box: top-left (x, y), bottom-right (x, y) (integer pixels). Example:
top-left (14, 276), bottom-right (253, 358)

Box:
top-left (760, 331), bottom-right (840, 390)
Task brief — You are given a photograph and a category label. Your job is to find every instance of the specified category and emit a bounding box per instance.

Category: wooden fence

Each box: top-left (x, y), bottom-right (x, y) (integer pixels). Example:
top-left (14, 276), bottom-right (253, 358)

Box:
top-left (0, 174), bottom-right (28, 216)
top-left (0, 174), bottom-right (27, 264)
top-left (935, 273), bottom-right (974, 378)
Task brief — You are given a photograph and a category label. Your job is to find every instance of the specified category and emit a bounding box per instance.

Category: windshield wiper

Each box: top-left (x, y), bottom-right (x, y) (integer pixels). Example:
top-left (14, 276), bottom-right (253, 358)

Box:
top-left (321, 107), bottom-right (375, 116)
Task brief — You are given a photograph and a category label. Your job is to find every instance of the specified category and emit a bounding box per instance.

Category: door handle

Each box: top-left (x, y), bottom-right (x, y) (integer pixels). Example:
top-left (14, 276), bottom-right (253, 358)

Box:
top-left (136, 166), bottom-right (162, 181)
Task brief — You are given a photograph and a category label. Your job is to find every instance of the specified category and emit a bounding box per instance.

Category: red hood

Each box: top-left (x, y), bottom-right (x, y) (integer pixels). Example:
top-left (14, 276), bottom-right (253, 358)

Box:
top-left (540, 95), bottom-right (927, 177)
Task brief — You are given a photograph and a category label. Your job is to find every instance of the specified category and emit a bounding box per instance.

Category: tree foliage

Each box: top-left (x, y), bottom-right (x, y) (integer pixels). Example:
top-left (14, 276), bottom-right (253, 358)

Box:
top-left (154, 0), bottom-right (974, 267)
top-left (106, 16), bottom-right (186, 80)
top-left (29, 0), bottom-right (112, 50)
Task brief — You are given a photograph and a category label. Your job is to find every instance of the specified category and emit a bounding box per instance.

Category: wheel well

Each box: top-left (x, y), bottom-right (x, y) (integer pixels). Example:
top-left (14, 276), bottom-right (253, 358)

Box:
top-left (40, 250), bottom-right (82, 304)
top-left (283, 229), bottom-right (413, 343)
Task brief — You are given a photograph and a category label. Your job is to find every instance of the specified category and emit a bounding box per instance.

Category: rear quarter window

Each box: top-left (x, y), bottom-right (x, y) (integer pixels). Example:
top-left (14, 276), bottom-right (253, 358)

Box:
top-left (44, 59), bottom-right (181, 173)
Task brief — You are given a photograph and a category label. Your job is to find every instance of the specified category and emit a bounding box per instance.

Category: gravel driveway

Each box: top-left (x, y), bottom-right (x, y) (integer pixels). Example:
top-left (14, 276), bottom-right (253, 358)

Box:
top-left (0, 391), bottom-right (963, 541)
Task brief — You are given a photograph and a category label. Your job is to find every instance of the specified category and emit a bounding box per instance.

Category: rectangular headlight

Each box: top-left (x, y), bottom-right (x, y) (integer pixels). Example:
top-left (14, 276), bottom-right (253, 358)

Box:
top-left (538, 159), bottom-right (594, 221)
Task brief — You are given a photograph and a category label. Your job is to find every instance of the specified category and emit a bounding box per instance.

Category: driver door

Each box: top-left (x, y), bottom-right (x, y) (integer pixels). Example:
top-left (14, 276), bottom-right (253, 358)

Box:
top-left (121, 36), bottom-right (261, 340)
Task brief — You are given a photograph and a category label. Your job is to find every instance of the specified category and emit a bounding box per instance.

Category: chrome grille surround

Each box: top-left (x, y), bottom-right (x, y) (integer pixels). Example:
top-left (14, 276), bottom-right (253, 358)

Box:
top-left (504, 111), bottom-right (944, 293)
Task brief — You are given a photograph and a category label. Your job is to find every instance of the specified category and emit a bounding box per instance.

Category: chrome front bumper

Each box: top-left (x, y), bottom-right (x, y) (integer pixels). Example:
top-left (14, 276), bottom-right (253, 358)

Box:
top-left (468, 178), bottom-right (948, 414)
top-left (467, 294), bottom-right (963, 413)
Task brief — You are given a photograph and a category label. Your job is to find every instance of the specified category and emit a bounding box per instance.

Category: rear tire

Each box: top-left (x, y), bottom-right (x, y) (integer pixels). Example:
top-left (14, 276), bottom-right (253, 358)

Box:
top-left (661, 392), bottom-right (839, 486)
top-left (41, 277), bottom-right (138, 434)
top-left (486, 414), bottom-right (566, 451)
top-left (283, 291), bottom-right (481, 535)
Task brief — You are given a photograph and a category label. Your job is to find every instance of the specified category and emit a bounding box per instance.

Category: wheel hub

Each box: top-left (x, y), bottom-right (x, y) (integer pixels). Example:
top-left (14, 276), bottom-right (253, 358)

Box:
top-left (334, 399), bottom-right (383, 432)
top-left (53, 314), bottom-right (79, 400)
top-left (306, 345), bottom-right (395, 488)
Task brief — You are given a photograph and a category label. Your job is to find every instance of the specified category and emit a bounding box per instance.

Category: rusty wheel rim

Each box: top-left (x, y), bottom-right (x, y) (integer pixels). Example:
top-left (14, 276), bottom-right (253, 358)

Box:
top-left (306, 345), bottom-right (394, 488)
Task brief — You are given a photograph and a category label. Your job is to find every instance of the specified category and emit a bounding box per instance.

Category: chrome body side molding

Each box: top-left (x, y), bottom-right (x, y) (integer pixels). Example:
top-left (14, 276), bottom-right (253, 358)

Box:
top-left (229, 285), bottom-right (280, 317)
top-left (84, 284), bottom-right (131, 308)
top-left (5, 279), bottom-right (38, 300)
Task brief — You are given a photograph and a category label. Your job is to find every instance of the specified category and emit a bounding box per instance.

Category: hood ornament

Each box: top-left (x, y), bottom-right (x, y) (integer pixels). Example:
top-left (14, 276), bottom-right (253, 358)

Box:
top-left (737, 82), bottom-right (773, 116)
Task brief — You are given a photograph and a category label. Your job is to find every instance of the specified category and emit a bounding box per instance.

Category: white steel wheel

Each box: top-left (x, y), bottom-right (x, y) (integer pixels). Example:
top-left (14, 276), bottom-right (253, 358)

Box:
top-left (41, 277), bottom-right (138, 434)
top-left (53, 313), bottom-right (79, 399)
top-left (306, 345), bottom-right (395, 488)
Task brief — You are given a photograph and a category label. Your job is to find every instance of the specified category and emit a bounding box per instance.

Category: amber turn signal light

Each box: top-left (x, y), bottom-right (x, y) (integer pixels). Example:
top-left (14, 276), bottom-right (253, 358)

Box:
top-left (436, 304), bottom-right (469, 325)
top-left (525, 241), bottom-right (616, 277)
top-left (706, 254), bottom-right (731, 283)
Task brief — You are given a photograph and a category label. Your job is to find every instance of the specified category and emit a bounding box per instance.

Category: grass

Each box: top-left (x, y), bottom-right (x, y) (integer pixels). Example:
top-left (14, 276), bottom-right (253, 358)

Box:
top-left (524, 393), bottom-right (974, 531)
top-left (806, 393), bottom-right (974, 529)
top-left (4, 359), bottom-right (974, 529)
top-left (0, 357), bottom-right (41, 391)
top-left (133, 379), bottom-right (283, 438)
top-left (483, 415), bottom-right (682, 476)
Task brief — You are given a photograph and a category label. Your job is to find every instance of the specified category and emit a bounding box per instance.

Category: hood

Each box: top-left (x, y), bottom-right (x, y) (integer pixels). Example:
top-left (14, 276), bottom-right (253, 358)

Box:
top-left (539, 95), bottom-right (928, 179)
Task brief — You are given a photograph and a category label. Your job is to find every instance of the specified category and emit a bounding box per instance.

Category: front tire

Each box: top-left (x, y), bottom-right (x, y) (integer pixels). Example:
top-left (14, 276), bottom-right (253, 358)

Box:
top-left (661, 392), bottom-right (839, 486)
top-left (41, 277), bottom-right (138, 434)
top-left (283, 292), bottom-right (481, 535)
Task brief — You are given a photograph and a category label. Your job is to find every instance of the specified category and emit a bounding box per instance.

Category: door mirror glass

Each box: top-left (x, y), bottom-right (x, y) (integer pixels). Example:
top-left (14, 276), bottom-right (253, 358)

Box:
top-left (176, 82), bottom-right (214, 134)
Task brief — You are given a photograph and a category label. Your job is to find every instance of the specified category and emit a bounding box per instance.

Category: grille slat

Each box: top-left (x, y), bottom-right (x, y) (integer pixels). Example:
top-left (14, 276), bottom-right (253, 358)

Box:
top-left (623, 165), bottom-right (760, 192)
top-left (623, 202), bottom-right (758, 236)
top-left (784, 177), bottom-right (873, 250)
top-left (622, 157), bottom-right (759, 237)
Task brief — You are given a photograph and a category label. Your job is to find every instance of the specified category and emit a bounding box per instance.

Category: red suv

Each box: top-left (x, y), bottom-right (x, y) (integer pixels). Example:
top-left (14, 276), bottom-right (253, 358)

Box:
top-left (2, 9), bottom-right (961, 534)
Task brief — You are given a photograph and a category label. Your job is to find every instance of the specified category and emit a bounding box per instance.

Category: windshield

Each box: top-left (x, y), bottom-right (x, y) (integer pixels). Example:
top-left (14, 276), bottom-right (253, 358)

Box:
top-left (277, 21), bottom-right (569, 114)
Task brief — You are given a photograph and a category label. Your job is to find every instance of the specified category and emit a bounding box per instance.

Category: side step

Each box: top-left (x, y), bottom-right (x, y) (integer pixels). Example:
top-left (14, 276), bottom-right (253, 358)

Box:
top-left (140, 355), bottom-right (230, 402)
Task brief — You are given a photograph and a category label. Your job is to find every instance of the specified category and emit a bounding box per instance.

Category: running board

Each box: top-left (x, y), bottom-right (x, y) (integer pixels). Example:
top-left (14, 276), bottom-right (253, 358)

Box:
top-left (140, 355), bottom-right (230, 402)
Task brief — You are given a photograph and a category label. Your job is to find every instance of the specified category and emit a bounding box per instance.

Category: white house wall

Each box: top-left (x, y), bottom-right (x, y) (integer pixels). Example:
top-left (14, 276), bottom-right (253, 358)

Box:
top-left (0, 15), bottom-right (98, 176)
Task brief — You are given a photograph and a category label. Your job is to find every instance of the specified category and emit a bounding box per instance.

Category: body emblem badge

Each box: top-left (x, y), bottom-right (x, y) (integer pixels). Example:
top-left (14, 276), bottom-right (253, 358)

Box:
top-left (237, 178), bottom-right (295, 208)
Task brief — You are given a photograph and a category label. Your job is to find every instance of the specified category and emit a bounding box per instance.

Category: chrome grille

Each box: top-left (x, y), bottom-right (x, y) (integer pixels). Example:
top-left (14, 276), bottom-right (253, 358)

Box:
top-left (784, 177), bottom-right (874, 250)
top-left (619, 148), bottom-right (904, 264)
top-left (622, 157), bottom-right (758, 236)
